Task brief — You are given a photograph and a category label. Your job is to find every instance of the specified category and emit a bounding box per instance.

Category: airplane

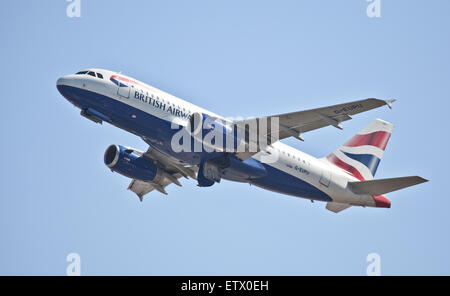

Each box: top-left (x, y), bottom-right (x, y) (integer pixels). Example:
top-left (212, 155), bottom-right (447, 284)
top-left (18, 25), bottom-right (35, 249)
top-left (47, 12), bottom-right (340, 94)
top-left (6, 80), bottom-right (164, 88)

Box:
top-left (56, 68), bottom-right (428, 213)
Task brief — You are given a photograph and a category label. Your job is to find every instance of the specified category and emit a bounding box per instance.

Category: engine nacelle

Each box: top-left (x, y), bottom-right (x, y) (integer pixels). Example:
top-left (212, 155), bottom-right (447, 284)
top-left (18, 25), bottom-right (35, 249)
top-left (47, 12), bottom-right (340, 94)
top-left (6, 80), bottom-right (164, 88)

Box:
top-left (104, 145), bottom-right (161, 182)
top-left (189, 112), bottom-right (235, 150)
top-left (198, 154), bottom-right (267, 186)
top-left (218, 154), bottom-right (267, 180)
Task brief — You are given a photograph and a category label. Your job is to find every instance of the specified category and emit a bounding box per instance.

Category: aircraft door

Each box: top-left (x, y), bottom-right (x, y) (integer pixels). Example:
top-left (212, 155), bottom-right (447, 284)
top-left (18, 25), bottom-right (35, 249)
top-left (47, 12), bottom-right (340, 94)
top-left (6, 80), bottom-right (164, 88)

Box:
top-left (117, 82), bottom-right (130, 98)
top-left (319, 170), bottom-right (331, 187)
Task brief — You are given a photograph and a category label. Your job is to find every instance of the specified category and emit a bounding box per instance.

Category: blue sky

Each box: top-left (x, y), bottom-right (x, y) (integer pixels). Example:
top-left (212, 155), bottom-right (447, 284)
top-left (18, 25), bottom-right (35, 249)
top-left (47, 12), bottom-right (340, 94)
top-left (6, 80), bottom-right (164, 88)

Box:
top-left (0, 0), bottom-right (448, 275)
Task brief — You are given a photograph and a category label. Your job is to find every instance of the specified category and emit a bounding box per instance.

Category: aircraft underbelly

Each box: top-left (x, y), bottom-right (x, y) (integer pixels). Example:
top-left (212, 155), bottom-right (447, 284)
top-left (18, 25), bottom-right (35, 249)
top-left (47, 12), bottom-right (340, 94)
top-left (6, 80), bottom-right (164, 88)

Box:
top-left (250, 164), bottom-right (332, 202)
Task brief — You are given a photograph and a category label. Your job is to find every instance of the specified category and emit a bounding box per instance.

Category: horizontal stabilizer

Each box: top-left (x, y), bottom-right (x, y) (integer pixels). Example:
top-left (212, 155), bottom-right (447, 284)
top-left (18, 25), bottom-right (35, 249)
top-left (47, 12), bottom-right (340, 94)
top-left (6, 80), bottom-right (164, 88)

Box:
top-left (326, 202), bottom-right (352, 213)
top-left (348, 176), bottom-right (428, 196)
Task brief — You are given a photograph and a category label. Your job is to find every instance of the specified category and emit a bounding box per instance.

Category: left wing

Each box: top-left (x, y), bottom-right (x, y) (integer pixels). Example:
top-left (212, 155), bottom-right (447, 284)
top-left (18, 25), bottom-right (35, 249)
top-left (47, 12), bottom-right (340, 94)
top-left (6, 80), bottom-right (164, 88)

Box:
top-left (128, 145), bottom-right (197, 201)
top-left (128, 174), bottom-right (182, 201)
top-left (143, 145), bottom-right (197, 180)
top-left (234, 98), bottom-right (395, 160)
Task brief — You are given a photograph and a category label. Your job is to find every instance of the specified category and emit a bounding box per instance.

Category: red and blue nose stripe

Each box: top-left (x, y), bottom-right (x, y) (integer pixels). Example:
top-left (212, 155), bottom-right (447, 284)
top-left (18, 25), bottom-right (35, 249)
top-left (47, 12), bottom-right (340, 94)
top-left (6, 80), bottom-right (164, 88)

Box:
top-left (110, 76), bottom-right (128, 87)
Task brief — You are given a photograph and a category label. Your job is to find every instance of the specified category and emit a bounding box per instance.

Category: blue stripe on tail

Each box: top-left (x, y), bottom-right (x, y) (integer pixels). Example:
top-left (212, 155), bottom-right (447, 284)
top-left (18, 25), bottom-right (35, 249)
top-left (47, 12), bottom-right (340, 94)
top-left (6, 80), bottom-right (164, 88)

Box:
top-left (341, 151), bottom-right (381, 176)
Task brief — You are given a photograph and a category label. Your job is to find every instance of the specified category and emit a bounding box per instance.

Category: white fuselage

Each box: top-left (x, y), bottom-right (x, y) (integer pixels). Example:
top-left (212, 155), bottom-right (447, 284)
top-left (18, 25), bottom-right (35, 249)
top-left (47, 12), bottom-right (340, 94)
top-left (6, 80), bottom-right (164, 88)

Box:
top-left (57, 68), bottom-right (379, 208)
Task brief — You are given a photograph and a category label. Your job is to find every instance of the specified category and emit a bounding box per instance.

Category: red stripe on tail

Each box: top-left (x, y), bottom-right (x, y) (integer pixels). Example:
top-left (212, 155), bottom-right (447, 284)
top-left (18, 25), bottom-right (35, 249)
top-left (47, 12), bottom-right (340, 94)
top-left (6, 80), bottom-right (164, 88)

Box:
top-left (343, 131), bottom-right (391, 151)
top-left (326, 154), bottom-right (365, 181)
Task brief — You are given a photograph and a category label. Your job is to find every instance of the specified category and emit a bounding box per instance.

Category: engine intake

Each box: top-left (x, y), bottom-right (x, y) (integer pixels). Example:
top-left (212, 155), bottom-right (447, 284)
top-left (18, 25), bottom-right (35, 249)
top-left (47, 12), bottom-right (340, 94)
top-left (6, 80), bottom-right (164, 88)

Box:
top-left (104, 145), bottom-right (160, 182)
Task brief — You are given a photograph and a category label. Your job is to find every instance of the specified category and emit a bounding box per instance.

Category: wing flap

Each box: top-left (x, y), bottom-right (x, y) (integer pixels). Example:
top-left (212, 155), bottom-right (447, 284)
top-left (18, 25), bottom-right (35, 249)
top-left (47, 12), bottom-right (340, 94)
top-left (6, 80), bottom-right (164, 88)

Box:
top-left (128, 179), bottom-right (155, 201)
top-left (348, 176), bottom-right (428, 196)
top-left (128, 172), bottom-right (183, 201)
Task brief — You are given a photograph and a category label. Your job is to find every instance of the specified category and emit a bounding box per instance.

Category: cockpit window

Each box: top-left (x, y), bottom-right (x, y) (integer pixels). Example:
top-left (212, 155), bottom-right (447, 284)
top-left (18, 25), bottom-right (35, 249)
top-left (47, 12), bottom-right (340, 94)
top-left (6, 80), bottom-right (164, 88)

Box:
top-left (75, 70), bottom-right (104, 79)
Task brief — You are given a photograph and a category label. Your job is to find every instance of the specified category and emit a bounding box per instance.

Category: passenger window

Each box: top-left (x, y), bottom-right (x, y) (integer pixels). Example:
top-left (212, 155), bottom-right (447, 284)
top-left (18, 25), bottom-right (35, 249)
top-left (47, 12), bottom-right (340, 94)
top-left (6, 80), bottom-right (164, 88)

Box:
top-left (97, 73), bottom-right (103, 79)
top-left (88, 71), bottom-right (96, 77)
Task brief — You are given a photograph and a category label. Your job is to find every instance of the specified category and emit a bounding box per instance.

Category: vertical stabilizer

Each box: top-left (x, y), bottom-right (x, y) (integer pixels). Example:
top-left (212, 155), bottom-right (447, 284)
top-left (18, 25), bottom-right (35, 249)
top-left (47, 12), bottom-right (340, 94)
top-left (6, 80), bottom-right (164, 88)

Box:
top-left (325, 119), bottom-right (394, 180)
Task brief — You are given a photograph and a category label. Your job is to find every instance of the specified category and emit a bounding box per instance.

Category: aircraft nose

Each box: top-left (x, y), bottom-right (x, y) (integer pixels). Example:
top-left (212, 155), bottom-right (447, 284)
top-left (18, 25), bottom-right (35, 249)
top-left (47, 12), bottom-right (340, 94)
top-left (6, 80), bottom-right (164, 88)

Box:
top-left (57, 76), bottom-right (70, 86)
top-left (56, 75), bottom-right (74, 99)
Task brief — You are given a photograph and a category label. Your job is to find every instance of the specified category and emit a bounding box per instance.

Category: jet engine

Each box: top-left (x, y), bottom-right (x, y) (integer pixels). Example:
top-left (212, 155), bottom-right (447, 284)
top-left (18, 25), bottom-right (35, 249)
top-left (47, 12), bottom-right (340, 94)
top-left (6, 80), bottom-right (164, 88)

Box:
top-left (198, 154), bottom-right (267, 187)
top-left (189, 112), bottom-right (235, 150)
top-left (104, 144), bottom-right (161, 182)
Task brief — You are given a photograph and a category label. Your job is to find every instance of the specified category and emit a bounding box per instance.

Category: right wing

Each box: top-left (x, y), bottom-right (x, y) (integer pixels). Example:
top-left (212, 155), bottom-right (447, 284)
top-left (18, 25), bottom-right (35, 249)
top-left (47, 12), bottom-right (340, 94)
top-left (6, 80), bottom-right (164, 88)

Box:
top-left (234, 98), bottom-right (394, 160)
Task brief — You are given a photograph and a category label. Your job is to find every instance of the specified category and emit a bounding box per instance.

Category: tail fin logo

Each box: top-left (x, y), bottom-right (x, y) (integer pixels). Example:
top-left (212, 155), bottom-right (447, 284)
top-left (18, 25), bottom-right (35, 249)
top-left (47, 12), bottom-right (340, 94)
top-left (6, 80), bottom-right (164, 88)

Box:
top-left (325, 119), bottom-right (394, 180)
top-left (343, 131), bottom-right (391, 151)
top-left (340, 150), bottom-right (381, 176)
